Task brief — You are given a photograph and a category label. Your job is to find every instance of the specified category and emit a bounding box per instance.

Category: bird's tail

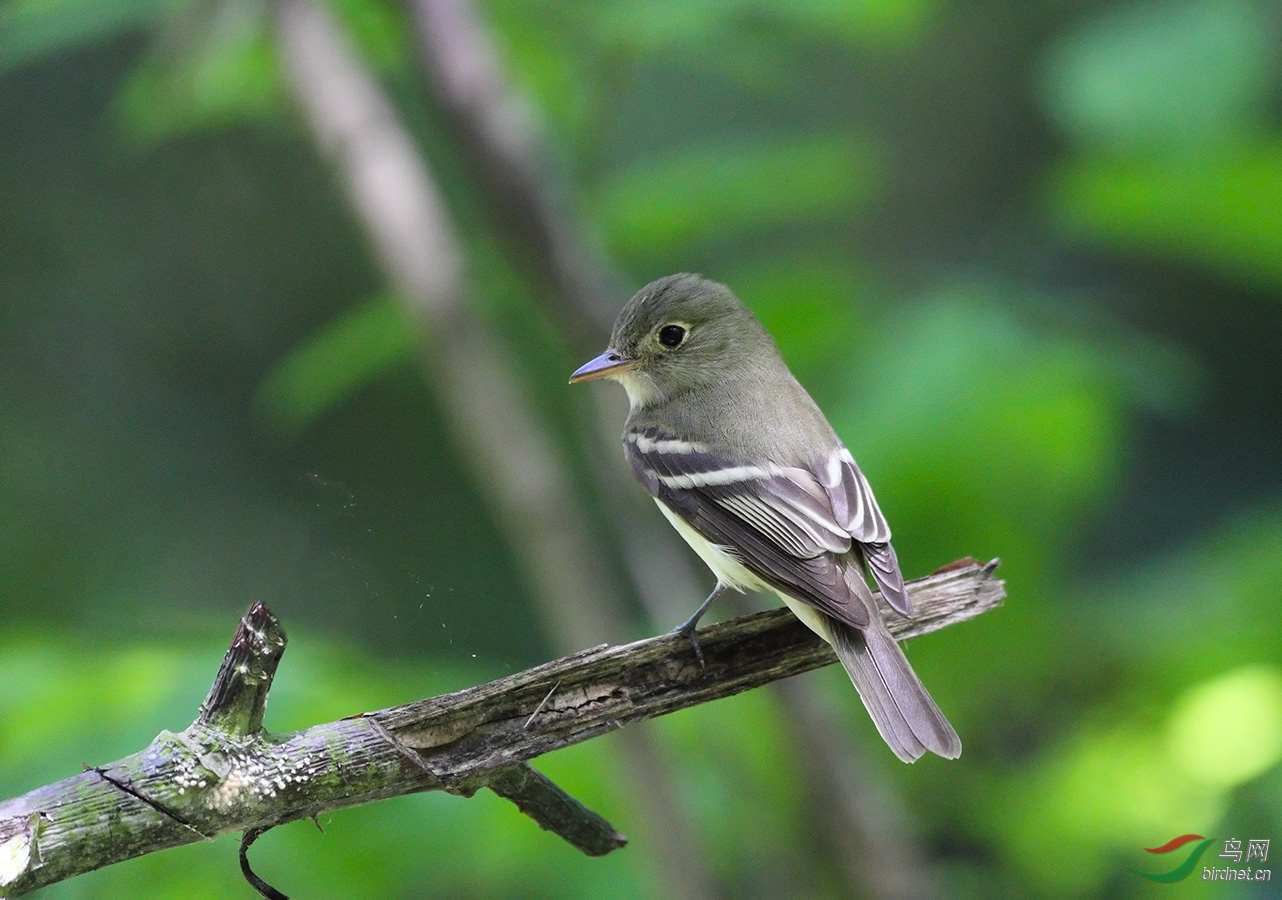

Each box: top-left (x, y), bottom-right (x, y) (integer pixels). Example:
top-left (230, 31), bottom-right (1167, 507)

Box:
top-left (828, 617), bottom-right (962, 763)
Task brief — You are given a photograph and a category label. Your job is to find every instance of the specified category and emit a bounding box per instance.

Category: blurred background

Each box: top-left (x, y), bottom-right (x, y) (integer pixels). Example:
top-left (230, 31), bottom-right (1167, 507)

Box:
top-left (1, 0), bottom-right (1280, 897)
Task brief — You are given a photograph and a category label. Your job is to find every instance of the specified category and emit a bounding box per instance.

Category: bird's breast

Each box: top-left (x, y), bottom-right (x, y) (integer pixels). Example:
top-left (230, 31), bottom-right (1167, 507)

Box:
top-left (652, 499), bottom-right (763, 593)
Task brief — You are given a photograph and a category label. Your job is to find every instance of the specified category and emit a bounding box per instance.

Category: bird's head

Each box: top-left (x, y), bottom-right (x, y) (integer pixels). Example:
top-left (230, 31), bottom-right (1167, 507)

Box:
top-left (570, 273), bottom-right (771, 408)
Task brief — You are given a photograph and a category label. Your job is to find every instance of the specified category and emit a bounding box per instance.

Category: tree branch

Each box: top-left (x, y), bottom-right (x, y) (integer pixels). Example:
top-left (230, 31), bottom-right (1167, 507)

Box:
top-left (0, 560), bottom-right (1001, 898)
top-left (408, 0), bottom-right (623, 344)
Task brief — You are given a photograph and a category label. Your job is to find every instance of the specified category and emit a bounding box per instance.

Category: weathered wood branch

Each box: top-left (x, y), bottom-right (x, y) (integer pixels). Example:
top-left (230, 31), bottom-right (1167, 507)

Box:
top-left (0, 560), bottom-right (1002, 898)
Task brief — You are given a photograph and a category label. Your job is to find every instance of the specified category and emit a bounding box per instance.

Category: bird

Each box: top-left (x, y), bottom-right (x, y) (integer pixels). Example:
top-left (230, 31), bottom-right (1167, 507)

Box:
top-left (569, 273), bottom-right (960, 762)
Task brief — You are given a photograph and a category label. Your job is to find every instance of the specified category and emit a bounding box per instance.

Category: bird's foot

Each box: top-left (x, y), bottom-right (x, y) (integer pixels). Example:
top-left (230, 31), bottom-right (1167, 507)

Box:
top-left (672, 620), bottom-right (705, 668)
top-left (669, 583), bottom-right (727, 668)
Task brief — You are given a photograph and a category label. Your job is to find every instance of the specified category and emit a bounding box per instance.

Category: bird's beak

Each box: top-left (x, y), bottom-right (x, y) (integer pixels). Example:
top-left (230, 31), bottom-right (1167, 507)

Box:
top-left (569, 350), bottom-right (634, 384)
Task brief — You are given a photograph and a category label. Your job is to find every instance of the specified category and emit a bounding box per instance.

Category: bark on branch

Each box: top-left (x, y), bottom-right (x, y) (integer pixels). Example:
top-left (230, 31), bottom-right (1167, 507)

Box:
top-left (0, 560), bottom-right (1002, 898)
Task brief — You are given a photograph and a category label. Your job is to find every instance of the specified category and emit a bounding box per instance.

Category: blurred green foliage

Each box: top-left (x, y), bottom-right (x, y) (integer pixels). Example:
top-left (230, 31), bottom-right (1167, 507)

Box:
top-left (1041, 0), bottom-right (1282, 288)
top-left (255, 293), bottom-right (415, 433)
top-left (1, 0), bottom-right (1280, 898)
top-left (593, 132), bottom-right (881, 261)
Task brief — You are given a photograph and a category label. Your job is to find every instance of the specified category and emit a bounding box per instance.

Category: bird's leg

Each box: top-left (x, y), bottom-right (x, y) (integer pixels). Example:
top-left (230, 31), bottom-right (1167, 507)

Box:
top-left (672, 583), bottom-right (727, 666)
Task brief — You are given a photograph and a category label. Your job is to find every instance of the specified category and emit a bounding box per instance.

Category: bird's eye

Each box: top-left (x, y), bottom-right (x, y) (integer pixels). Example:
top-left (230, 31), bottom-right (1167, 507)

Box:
top-left (658, 324), bottom-right (687, 348)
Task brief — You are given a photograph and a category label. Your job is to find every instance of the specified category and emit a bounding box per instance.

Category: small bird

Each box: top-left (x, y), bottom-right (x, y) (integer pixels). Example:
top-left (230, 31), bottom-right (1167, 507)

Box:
top-left (570, 274), bottom-right (960, 762)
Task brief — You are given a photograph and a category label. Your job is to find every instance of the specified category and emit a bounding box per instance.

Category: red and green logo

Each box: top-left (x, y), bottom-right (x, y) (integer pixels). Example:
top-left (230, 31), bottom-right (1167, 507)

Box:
top-left (1130, 834), bottom-right (1216, 882)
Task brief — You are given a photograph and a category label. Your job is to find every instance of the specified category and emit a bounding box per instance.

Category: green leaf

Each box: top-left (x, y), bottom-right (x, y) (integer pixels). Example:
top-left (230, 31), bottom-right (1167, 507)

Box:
top-left (326, 0), bottom-right (410, 73)
top-left (592, 132), bottom-right (879, 258)
top-left (1047, 143), bottom-right (1282, 288)
top-left (114, 3), bottom-right (282, 142)
top-left (255, 295), bottom-right (417, 433)
top-left (0, 0), bottom-right (188, 73)
top-left (1167, 665), bottom-right (1282, 788)
top-left (592, 0), bottom-right (932, 55)
top-left (1039, 0), bottom-right (1276, 152)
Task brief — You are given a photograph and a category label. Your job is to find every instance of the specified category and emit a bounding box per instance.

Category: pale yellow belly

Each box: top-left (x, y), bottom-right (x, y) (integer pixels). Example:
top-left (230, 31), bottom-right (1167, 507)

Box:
top-left (654, 499), bottom-right (833, 644)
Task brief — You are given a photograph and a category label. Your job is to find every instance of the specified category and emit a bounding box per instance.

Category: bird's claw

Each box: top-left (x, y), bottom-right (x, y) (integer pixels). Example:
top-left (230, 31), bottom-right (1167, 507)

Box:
top-left (672, 621), bottom-right (705, 667)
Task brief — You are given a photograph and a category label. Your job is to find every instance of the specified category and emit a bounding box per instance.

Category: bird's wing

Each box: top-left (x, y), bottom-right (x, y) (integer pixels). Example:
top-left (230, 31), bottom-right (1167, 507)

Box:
top-left (816, 447), bottom-right (912, 616)
top-left (625, 426), bottom-right (874, 629)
